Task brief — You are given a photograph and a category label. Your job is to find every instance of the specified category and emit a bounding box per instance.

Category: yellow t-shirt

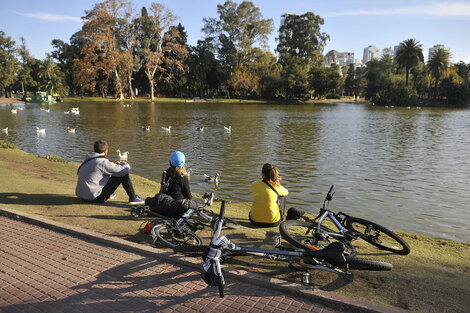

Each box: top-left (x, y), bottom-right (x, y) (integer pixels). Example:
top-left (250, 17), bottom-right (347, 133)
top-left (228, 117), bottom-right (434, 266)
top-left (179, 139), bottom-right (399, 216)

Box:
top-left (250, 181), bottom-right (288, 224)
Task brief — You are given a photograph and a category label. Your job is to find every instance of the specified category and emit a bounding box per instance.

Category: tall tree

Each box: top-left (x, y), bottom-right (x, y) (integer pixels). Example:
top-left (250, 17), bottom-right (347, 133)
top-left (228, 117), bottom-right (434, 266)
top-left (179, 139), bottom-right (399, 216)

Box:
top-left (394, 38), bottom-right (424, 86)
top-left (0, 31), bottom-right (17, 97)
top-left (135, 3), bottom-right (180, 100)
top-left (159, 23), bottom-right (189, 97)
top-left (17, 37), bottom-right (37, 97)
top-left (38, 54), bottom-right (68, 98)
top-left (427, 47), bottom-right (452, 98)
top-left (202, 0), bottom-right (274, 66)
top-left (276, 12), bottom-right (329, 64)
top-left (81, 0), bottom-right (135, 99)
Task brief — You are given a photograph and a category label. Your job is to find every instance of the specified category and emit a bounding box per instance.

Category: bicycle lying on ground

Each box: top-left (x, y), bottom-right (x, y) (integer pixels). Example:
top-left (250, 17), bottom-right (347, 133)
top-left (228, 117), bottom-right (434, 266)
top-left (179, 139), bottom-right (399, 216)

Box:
top-left (279, 185), bottom-right (410, 256)
top-left (173, 200), bottom-right (393, 298)
top-left (131, 204), bottom-right (239, 248)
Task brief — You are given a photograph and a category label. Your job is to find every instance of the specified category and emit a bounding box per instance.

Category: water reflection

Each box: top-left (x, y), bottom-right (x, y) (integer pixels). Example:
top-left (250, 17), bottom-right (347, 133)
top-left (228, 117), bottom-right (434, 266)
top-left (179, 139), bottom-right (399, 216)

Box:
top-left (1, 101), bottom-right (469, 242)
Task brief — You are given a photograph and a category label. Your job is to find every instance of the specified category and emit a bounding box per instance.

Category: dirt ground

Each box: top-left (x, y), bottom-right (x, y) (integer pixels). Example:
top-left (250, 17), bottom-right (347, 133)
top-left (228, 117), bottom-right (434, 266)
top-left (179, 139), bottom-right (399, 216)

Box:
top-left (0, 97), bottom-right (24, 104)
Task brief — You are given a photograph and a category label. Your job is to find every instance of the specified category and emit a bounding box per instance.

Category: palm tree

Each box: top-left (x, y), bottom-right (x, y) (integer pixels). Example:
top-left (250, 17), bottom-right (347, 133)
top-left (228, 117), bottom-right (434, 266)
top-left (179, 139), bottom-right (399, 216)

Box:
top-left (427, 47), bottom-right (451, 98)
top-left (394, 38), bottom-right (424, 86)
top-left (38, 55), bottom-right (67, 97)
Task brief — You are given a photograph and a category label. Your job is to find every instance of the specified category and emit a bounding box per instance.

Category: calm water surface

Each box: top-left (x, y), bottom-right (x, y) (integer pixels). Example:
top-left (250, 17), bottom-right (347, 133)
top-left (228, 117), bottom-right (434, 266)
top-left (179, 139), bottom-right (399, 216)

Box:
top-left (1, 101), bottom-right (469, 242)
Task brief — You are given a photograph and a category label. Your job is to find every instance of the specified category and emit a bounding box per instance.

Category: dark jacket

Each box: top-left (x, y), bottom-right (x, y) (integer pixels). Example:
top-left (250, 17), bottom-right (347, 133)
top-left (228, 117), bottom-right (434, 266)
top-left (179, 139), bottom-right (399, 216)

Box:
top-left (164, 170), bottom-right (191, 200)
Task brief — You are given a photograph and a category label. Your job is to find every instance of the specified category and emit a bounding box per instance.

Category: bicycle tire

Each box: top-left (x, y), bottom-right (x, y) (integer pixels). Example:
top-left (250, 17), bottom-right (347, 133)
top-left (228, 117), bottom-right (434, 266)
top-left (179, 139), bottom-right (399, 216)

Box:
top-left (345, 256), bottom-right (393, 271)
top-left (152, 224), bottom-right (203, 249)
top-left (279, 220), bottom-right (356, 256)
top-left (198, 209), bottom-right (240, 229)
top-left (344, 217), bottom-right (410, 255)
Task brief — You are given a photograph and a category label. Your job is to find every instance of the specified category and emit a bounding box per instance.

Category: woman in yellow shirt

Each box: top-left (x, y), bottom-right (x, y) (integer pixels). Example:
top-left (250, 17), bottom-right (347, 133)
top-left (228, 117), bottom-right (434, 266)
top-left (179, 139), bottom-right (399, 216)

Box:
top-left (249, 163), bottom-right (288, 227)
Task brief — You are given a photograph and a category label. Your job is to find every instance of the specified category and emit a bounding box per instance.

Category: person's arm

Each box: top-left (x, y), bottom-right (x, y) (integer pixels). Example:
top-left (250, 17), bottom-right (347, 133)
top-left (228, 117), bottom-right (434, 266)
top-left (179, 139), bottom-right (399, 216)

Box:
top-left (181, 176), bottom-right (192, 199)
top-left (101, 159), bottom-right (130, 177)
top-left (277, 185), bottom-right (288, 196)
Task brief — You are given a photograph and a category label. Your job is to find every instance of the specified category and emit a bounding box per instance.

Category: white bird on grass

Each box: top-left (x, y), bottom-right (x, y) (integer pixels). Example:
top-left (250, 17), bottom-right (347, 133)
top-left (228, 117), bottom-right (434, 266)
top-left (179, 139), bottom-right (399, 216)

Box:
top-left (116, 149), bottom-right (129, 162)
top-left (36, 127), bottom-right (45, 134)
top-left (161, 126), bottom-right (172, 132)
top-left (224, 126), bottom-right (231, 133)
top-left (204, 173), bottom-right (220, 184)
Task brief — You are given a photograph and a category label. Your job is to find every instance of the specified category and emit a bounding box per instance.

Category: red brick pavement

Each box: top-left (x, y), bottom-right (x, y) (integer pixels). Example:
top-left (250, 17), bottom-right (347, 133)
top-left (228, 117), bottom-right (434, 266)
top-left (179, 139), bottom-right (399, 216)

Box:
top-left (0, 216), bottom-right (342, 313)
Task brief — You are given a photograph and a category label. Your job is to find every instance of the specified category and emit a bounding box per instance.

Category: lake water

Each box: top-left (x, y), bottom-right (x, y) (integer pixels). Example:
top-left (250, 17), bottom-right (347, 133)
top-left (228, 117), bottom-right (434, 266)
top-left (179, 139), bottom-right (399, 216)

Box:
top-left (1, 100), bottom-right (469, 242)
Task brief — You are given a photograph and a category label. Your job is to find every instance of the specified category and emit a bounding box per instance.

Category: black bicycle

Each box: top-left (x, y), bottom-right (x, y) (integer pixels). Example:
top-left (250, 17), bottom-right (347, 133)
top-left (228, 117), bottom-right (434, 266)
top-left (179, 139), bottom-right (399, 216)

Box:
top-left (279, 185), bottom-right (410, 256)
top-left (131, 204), bottom-right (239, 248)
top-left (174, 200), bottom-right (393, 298)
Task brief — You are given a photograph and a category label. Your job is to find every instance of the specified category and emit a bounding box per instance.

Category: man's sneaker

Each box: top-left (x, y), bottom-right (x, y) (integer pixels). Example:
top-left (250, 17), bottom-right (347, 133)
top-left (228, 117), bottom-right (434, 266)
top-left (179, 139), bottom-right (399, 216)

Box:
top-left (129, 195), bottom-right (145, 205)
top-left (205, 193), bottom-right (214, 206)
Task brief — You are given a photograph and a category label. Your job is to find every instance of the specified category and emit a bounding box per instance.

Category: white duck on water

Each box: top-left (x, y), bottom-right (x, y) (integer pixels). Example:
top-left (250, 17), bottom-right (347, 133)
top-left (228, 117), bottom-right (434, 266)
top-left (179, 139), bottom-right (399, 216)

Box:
top-left (161, 126), bottom-right (172, 132)
top-left (1, 127), bottom-right (8, 134)
top-left (224, 126), bottom-right (231, 133)
top-left (116, 149), bottom-right (129, 162)
top-left (36, 127), bottom-right (45, 134)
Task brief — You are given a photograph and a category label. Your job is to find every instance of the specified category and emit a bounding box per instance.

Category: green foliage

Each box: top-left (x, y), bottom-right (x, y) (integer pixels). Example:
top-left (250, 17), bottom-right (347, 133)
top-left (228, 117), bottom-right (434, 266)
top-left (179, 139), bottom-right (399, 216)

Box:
top-left (0, 30), bottom-right (18, 96)
top-left (38, 55), bottom-right (69, 98)
top-left (394, 38), bottom-right (424, 86)
top-left (366, 57), bottom-right (418, 106)
top-left (439, 77), bottom-right (470, 106)
top-left (427, 47), bottom-right (452, 97)
top-left (309, 64), bottom-right (342, 99)
top-left (202, 0), bottom-right (274, 64)
top-left (0, 140), bottom-right (18, 149)
top-left (277, 12), bottom-right (329, 64)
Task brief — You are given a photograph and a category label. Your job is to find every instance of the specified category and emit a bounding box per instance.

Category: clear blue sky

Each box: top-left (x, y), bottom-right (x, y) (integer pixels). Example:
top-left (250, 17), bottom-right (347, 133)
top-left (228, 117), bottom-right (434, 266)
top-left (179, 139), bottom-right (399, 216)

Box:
top-left (1, 0), bottom-right (469, 63)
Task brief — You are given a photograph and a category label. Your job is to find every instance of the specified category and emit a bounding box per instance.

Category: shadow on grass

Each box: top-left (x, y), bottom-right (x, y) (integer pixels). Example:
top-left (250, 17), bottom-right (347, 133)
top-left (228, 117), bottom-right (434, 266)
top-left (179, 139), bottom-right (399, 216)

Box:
top-left (0, 192), bottom-right (129, 208)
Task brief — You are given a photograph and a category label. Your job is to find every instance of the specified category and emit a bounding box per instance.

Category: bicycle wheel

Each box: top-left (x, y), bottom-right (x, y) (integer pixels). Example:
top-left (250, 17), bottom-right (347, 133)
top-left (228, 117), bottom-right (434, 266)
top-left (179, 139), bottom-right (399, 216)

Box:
top-left (279, 220), bottom-right (356, 256)
top-left (152, 224), bottom-right (203, 249)
top-left (345, 256), bottom-right (393, 271)
top-left (344, 217), bottom-right (410, 255)
top-left (198, 209), bottom-right (240, 229)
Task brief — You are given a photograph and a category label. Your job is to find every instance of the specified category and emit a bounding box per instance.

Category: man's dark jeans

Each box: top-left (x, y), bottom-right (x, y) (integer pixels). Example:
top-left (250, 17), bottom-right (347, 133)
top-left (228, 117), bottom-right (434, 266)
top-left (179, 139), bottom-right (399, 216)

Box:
top-left (91, 174), bottom-right (136, 203)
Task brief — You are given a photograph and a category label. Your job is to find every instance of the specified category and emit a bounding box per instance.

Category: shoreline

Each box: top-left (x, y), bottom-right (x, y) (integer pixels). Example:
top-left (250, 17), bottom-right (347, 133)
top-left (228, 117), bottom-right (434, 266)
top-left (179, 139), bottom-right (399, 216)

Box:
top-left (0, 97), bottom-right (24, 104)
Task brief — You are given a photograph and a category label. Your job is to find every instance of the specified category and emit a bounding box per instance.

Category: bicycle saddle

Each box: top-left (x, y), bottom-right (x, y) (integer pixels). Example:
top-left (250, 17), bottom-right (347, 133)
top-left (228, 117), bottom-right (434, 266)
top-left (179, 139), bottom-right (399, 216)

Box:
top-left (302, 242), bottom-right (347, 266)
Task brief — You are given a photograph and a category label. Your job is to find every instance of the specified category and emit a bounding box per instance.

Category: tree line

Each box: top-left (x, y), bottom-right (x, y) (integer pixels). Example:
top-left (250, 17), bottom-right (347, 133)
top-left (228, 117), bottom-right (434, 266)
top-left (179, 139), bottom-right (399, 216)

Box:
top-left (1, 0), bottom-right (469, 105)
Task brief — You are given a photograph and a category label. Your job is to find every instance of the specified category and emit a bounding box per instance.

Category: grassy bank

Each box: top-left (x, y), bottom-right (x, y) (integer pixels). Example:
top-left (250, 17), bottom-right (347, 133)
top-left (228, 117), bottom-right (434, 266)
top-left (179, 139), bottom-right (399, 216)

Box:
top-left (0, 146), bottom-right (468, 312)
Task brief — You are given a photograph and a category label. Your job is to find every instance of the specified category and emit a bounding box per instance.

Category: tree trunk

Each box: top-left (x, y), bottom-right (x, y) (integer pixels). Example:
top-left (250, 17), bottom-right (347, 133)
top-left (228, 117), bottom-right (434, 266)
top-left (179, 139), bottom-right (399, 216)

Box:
top-left (149, 78), bottom-right (155, 100)
top-left (128, 73), bottom-right (135, 99)
top-left (114, 69), bottom-right (125, 100)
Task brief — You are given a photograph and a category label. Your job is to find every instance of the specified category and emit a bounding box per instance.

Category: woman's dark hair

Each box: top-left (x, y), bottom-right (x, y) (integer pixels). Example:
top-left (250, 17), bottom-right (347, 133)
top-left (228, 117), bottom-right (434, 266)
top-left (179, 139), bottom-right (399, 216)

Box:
top-left (262, 163), bottom-right (281, 186)
top-left (94, 140), bottom-right (108, 153)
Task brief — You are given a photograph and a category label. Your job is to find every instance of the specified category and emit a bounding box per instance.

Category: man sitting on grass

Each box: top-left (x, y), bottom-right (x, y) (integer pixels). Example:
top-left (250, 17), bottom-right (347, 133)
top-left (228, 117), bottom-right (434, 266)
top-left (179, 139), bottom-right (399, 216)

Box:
top-left (75, 140), bottom-right (144, 205)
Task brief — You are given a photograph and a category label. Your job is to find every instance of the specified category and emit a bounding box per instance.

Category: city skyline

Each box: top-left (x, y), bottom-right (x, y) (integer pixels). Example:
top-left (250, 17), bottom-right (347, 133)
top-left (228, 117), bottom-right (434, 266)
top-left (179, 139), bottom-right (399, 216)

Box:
top-left (1, 0), bottom-right (469, 63)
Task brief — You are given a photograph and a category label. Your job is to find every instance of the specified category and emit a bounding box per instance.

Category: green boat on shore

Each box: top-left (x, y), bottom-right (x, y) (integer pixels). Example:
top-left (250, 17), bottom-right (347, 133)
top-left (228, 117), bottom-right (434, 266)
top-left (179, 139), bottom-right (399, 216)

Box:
top-left (24, 91), bottom-right (57, 104)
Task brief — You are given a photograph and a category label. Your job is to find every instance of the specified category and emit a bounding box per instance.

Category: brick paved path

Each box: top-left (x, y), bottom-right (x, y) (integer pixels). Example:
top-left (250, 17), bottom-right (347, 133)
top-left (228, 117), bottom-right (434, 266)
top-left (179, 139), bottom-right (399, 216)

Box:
top-left (0, 216), bottom-right (340, 313)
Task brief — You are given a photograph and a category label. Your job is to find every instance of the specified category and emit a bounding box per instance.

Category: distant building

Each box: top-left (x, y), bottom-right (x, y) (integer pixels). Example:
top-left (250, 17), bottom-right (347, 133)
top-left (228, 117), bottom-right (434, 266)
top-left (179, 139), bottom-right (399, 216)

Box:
top-left (338, 52), bottom-right (354, 66)
top-left (353, 59), bottom-right (365, 70)
top-left (325, 50), bottom-right (339, 66)
top-left (428, 44), bottom-right (448, 61)
top-left (363, 45), bottom-right (380, 64)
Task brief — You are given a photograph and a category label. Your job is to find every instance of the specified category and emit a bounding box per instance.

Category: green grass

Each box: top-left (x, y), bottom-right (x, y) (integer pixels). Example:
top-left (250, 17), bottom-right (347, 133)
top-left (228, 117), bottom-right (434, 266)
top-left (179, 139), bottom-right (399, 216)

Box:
top-left (0, 148), bottom-right (468, 312)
